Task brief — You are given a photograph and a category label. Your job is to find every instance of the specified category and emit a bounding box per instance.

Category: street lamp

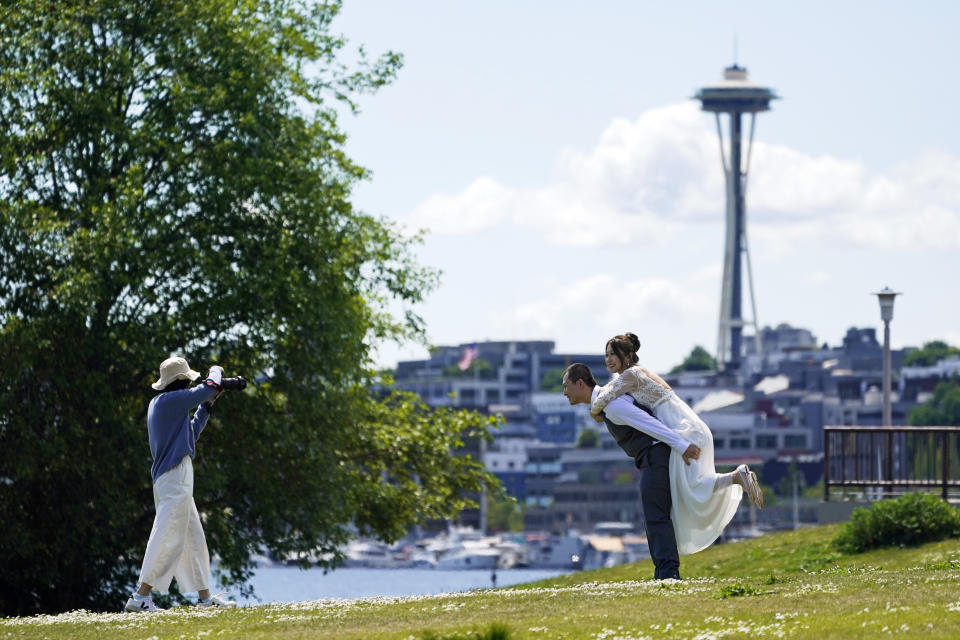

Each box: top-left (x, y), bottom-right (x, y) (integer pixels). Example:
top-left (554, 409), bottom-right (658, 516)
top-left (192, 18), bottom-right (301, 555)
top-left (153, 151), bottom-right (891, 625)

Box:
top-left (873, 287), bottom-right (901, 427)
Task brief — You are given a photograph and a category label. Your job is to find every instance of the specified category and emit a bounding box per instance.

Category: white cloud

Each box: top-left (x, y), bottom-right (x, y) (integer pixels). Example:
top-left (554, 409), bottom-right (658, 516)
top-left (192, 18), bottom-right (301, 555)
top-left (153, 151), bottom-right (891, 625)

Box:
top-left (492, 271), bottom-right (718, 370)
top-left (749, 144), bottom-right (864, 217)
top-left (839, 204), bottom-right (960, 250)
top-left (404, 103), bottom-right (960, 251)
top-left (407, 177), bottom-right (513, 234)
top-left (554, 105), bottom-right (721, 221)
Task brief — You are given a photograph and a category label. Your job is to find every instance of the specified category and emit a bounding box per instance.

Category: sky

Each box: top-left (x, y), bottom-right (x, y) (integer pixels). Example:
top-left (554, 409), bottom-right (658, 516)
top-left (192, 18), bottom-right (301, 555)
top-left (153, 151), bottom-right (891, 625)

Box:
top-left (331, 1), bottom-right (960, 374)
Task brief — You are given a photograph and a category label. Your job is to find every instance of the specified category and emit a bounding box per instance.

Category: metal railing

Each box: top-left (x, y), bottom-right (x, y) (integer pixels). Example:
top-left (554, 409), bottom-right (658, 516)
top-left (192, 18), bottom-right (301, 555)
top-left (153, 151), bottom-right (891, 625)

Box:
top-left (823, 426), bottom-right (960, 501)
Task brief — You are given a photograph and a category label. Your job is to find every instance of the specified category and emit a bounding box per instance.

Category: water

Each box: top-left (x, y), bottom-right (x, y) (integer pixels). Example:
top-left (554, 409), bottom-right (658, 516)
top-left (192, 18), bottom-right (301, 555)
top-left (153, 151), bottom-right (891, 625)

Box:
top-left (223, 567), bottom-right (568, 605)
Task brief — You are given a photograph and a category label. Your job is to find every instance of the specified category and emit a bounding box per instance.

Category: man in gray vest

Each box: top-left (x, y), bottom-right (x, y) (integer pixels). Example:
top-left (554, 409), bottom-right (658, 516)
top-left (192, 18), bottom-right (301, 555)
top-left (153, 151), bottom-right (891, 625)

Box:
top-left (561, 363), bottom-right (700, 580)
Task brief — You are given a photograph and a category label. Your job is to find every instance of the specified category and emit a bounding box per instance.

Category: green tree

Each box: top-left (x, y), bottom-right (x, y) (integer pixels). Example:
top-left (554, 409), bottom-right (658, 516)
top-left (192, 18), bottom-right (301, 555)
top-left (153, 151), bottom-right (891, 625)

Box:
top-left (907, 381), bottom-right (960, 482)
top-left (486, 495), bottom-right (524, 533)
top-left (576, 428), bottom-right (600, 448)
top-left (0, 0), bottom-right (497, 615)
top-left (669, 345), bottom-right (717, 374)
top-left (903, 341), bottom-right (960, 367)
top-left (908, 381), bottom-right (960, 426)
top-left (540, 368), bottom-right (565, 392)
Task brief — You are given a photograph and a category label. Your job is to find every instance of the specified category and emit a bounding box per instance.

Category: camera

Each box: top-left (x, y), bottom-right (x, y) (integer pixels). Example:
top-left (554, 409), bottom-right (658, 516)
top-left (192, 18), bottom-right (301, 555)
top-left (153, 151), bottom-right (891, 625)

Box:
top-left (221, 376), bottom-right (247, 391)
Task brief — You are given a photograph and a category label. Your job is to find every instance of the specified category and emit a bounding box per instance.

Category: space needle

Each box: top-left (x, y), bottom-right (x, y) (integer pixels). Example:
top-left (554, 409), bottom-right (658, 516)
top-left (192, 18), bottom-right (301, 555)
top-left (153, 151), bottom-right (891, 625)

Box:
top-left (695, 64), bottom-right (779, 373)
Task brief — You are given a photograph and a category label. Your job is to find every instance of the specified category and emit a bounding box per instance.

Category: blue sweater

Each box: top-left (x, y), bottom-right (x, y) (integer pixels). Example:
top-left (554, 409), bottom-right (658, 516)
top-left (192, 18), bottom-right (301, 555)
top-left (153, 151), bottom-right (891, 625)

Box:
top-left (147, 382), bottom-right (219, 482)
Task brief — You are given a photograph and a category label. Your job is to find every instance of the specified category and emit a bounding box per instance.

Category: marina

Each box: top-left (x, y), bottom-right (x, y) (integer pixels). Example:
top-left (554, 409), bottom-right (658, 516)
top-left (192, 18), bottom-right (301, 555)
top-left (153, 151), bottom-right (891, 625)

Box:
top-left (254, 523), bottom-right (658, 574)
top-left (227, 567), bottom-right (569, 605)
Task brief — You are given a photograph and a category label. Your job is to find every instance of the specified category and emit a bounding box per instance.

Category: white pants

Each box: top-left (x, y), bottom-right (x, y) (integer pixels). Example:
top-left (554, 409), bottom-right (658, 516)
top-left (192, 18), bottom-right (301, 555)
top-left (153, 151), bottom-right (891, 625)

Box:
top-left (138, 456), bottom-right (210, 594)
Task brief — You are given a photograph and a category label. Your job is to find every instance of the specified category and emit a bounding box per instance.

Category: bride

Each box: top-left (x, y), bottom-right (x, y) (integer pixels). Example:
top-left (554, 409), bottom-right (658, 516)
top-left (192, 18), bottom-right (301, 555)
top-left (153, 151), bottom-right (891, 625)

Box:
top-left (590, 332), bottom-right (763, 555)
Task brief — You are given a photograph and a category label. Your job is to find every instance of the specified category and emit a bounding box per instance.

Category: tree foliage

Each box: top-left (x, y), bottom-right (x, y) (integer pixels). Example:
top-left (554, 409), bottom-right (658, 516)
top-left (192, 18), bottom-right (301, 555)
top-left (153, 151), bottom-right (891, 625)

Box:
top-left (576, 428), bottom-right (600, 448)
top-left (904, 341), bottom-right (960, 367)
top-left (540, 368), bottom-right (564, 392)
top-left (908, 381), bottom-right (960, 426)
top-left (907, 381), bottom-right (960, 479)
top-left (669, 345), bottom-right (717, 374)
top-left (485, 495), bottom-right (524, 533)
top-left (0, 0), bottom-right (498, 615)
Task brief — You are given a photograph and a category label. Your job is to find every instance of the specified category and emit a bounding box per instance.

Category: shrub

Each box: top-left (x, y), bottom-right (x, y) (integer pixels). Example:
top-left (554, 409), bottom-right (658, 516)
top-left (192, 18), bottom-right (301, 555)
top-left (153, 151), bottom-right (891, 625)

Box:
top-left (832, 492), bottom-right (960, 554)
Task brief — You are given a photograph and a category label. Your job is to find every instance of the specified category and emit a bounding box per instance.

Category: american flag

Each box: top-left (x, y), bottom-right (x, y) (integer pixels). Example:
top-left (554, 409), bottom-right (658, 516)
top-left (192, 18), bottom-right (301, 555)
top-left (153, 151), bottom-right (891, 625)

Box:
top-left (457, 344), bottom-right (478, 371)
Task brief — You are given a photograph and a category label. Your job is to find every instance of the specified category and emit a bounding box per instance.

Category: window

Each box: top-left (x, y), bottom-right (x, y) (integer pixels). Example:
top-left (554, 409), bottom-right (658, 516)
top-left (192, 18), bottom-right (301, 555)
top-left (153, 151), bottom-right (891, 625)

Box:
top-left (784, 435), bottom-right (807, 448)
top-left (714, 438), bottom-right (725, 449)
top-left (755, 435), bottom-right (778, 449)
top-left (730, 438), bottom-right (751, 449)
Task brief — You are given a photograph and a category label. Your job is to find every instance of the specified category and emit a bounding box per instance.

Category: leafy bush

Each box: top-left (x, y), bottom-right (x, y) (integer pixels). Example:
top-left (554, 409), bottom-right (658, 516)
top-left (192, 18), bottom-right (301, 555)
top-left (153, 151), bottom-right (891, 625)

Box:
top-left (832, 493), bottom-right (960, 554)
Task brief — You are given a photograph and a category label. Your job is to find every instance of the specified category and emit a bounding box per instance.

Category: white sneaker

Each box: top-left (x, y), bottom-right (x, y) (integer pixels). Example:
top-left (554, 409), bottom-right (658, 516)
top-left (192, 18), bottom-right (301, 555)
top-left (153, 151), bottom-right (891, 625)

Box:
top-left (737, 464), bottom-right (764, 509)
top-left (124, 595), bottom-right (161, 613)
top-left (196, 592), bottom-right (237, 608)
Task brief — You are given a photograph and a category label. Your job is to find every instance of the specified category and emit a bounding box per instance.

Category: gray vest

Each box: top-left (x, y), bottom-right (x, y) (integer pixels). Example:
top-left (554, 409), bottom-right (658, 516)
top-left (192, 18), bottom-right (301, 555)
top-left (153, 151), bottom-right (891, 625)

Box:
top-left (602, 396), bottom-right (657, 460)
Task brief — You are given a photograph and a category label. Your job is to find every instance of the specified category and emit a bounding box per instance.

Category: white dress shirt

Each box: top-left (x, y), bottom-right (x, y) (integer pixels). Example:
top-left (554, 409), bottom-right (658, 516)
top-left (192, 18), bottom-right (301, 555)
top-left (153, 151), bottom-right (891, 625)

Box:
top-left (592, 386), bottom-right (692, 453)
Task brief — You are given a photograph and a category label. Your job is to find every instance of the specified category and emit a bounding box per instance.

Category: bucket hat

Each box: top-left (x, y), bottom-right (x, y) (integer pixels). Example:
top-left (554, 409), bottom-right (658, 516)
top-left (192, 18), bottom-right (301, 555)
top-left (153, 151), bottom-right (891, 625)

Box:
top-left (152, 356), bottom-right (201, 390)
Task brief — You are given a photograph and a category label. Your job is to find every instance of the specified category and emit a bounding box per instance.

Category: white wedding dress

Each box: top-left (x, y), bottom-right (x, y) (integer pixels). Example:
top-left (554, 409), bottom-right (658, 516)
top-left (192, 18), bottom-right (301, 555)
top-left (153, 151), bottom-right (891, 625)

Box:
top-left (591, 365), bottom-right (742, 555)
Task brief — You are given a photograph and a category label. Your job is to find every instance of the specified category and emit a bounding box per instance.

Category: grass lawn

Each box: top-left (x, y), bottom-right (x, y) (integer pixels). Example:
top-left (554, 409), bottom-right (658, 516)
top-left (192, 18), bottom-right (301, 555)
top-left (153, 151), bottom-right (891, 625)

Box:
top-left (4, 524), bottom-right (960, 639)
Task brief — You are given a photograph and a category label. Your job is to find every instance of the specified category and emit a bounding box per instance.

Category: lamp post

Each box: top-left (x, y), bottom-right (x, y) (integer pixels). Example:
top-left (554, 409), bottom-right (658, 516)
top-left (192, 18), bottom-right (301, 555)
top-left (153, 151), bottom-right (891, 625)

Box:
top-left (873, 287), bottom-right (901, 427)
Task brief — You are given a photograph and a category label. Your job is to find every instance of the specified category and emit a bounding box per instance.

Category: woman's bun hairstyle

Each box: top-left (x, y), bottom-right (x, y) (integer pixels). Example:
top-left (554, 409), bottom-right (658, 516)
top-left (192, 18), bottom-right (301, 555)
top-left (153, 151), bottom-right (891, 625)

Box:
top-left (607, 333), bottom-right (640, 366)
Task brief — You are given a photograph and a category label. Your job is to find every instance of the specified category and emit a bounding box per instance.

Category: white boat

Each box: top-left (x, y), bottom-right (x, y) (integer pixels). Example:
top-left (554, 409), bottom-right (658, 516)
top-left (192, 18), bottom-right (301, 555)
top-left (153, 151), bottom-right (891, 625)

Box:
top-left (436, 548), bottom-right (501, 569)
top-left (409, 548), bottom-right (439, 568)
top-left (490, 540), bottom-right (529, 568)
top-left (527, 534), bottom-right (584, 569)
top-left (342, 540), bottom-right (397, 568)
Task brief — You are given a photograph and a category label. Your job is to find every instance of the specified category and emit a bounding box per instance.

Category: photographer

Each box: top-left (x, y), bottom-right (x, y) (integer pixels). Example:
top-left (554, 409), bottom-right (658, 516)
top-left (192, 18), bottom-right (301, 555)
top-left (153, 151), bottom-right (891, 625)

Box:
top-left (124, 356), bottom-right (245, 612)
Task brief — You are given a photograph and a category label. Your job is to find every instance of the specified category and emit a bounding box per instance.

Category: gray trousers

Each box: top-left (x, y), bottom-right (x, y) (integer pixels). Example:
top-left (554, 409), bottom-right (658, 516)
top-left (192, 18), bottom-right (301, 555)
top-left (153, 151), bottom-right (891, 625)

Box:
top-left (637, 443), bottom-right (680, 580)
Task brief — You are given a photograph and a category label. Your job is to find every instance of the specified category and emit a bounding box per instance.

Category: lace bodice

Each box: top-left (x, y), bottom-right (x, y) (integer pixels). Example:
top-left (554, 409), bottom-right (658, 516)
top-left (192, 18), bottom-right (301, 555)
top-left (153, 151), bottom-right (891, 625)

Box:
top-left (590, 365), bottom-right (672, 415)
